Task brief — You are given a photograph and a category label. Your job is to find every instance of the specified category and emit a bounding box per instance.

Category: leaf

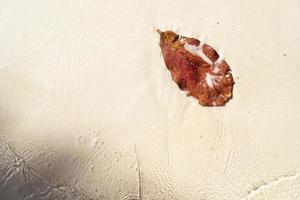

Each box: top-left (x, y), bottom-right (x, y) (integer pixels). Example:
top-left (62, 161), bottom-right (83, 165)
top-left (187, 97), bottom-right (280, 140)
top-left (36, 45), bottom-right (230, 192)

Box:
top-left (157, 29), bottom-right (234, 106)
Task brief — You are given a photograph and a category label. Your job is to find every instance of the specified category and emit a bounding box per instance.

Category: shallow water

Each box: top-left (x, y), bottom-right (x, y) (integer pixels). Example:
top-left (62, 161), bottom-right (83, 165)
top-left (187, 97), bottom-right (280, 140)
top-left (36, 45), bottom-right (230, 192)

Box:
top-left (0, 0), bottom-right (300, 199)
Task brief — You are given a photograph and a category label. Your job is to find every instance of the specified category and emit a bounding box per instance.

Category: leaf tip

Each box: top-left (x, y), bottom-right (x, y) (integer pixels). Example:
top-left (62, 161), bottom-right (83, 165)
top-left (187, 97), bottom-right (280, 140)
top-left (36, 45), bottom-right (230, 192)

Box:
top-left (156, 29), bottom-right (163, 35)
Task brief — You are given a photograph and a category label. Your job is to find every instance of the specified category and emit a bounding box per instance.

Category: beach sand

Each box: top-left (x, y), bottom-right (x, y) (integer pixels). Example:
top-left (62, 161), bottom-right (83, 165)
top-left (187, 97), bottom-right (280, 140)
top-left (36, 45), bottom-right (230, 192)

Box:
top-left (0, 0), bottom-right (300, 199)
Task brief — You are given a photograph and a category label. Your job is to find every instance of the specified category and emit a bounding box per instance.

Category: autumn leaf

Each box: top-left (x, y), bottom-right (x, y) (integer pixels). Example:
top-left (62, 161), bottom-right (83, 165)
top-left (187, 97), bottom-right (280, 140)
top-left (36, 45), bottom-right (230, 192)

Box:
top-left (157, 29), bottom-right (234, 106)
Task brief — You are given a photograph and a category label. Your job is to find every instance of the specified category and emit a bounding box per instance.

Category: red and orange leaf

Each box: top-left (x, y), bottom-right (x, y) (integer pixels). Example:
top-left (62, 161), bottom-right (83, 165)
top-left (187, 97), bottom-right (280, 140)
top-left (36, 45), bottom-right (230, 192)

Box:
top-left (157, 29), bottom-right (234, 106)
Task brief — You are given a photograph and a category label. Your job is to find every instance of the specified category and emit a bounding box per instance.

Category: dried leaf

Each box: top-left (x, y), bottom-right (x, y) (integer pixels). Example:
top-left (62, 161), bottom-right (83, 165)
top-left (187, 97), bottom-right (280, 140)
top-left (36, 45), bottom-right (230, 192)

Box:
top-left (157, 29), bottom-right (234, 106)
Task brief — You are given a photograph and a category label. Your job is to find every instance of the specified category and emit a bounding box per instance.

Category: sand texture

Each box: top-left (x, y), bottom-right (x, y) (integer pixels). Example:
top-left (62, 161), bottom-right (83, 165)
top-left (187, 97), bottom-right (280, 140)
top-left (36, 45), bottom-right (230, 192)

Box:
top-left (0, 0), bottom-right (300, 199)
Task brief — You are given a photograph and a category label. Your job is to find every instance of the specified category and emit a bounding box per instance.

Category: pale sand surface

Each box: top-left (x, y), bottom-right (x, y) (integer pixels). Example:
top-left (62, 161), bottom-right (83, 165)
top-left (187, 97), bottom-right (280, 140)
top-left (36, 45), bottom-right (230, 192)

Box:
top-left (0, 0), bottom-right (300, 199)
